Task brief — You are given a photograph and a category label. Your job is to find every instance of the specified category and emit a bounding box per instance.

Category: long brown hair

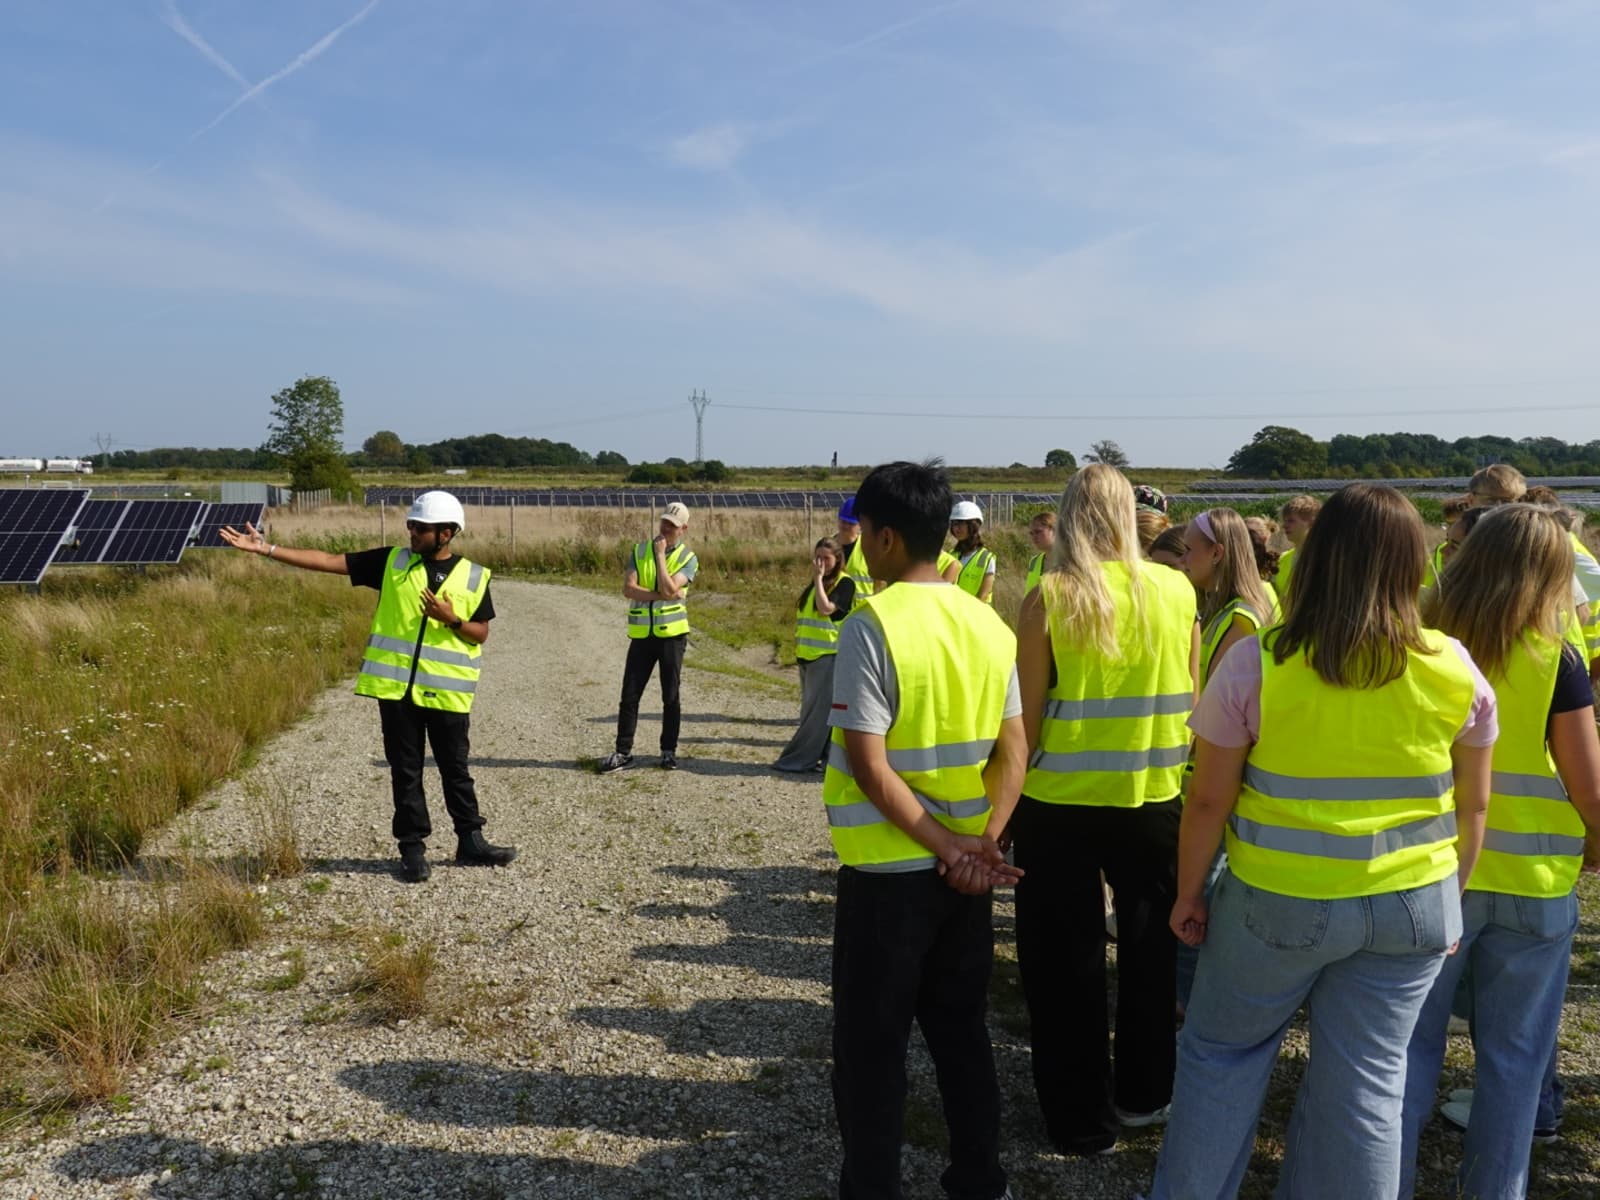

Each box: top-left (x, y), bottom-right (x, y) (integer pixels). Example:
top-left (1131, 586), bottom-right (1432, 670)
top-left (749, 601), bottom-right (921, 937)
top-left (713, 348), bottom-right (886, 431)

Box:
top-left (1136, 507), bottom-right (1170, 553)
top-left (799, 537), bottom-right (844, 608)
top-left (1265, 484), bottom-right (1432, 688)
top-left (1243, 516), bottom-right (1281, 582)
top-left (1423, 505), bottom-right (1575, 678)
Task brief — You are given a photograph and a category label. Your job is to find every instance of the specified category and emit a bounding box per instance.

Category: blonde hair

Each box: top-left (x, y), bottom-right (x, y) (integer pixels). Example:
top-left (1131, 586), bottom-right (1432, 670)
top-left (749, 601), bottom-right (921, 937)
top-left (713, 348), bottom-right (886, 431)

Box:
top-left (1135, 507), bottom-right (1170, 553)
top-left (1029, 510), bottom-right (1057, 530)
top-left (1042, 463), bottom-right (1148, 658)
top-left (1468, 464), bottom-right (1527, 505)
top-left (1423, 505), bottom-right (1575, 678)
top-left (1194, 509), bottom-right (1276, 628)
top-left (1279, 495), bottom-right (1322, 522)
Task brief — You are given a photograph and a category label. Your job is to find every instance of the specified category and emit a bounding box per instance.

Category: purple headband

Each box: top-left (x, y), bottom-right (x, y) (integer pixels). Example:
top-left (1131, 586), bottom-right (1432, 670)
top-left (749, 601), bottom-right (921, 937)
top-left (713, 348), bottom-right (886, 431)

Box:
top-left (1193, 510), bottom-right (1217, 543)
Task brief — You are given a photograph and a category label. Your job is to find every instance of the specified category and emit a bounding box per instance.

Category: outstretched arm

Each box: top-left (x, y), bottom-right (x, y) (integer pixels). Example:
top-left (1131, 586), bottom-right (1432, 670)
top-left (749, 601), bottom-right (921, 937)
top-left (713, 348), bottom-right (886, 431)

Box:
top-left (219, 523), bottom-right (349, 575)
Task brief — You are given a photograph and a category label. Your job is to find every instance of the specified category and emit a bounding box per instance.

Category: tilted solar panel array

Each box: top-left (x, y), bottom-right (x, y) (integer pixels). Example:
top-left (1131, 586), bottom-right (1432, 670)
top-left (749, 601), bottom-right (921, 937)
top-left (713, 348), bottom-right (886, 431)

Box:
top-left (361, 487), bottom-right (1062, 510)
top-left (190, 503), bottom-right (266, 548)
top-left (51, 498), bottom-right (133, 564)
top-left (0, 488), bottom-right (92, 584)
top-left (98, 500), bottom-right (208, 565)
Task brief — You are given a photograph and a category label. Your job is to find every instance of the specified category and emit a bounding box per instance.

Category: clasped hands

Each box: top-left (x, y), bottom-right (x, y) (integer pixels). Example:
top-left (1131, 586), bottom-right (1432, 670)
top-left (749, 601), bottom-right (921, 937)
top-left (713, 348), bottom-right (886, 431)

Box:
top-left (936, 833), bottom-right (1022, 895)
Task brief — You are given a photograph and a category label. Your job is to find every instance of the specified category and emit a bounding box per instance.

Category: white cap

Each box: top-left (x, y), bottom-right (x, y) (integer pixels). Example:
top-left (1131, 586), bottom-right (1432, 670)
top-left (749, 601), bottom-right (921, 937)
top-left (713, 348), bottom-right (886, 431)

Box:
top-left (661, 502), bottom-right (691, 527)
top-left (407, 491), bottom-right (466, 530)
top-left (950, 500), bottom-right (984, 523)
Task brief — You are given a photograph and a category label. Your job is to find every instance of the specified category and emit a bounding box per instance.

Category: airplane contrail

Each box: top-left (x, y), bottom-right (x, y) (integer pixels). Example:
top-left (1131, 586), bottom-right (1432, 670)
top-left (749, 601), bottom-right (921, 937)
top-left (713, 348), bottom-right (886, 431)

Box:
top-left (182, 0), bottom-right (383, 145)
top-left (160, 0), bottom-right (251, 89)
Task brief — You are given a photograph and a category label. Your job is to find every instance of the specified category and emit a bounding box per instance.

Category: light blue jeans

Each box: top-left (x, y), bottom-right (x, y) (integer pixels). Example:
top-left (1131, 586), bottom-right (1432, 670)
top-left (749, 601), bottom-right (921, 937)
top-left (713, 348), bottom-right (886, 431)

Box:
top-left (1399, 889), bottom-right (1578, 1200)
top-left (1149, 870), bottom-right (1459, 1200)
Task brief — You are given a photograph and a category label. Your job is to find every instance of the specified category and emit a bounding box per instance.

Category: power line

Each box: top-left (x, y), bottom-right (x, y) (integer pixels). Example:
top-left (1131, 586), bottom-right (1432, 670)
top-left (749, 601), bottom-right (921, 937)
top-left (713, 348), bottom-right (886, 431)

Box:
top-left (715, 399), bottom-right (1600, 423)
top-left (689, 389), bottom-right (710, 463)
top-left (713, 378), bottom-right (1598, 403)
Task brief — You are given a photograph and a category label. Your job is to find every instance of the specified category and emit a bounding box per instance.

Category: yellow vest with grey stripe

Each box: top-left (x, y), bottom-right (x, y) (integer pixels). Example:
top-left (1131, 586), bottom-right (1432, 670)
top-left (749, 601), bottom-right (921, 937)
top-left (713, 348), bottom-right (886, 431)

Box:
top-left (354, 548), bottom-right (489, 713)
top-left (1470, 634), bottom-right (1587, 899)
top-left (1025, 552), bottom-right (1045, 597)
top-left (1569, 531), bottom-right (1600, 664)
top-left (1025, 562), bottom-right (1197, 807)
top-left (628, 542), bottom-right (695, 638)
top-left (842, 538), bottom-right (874, 611)
top-left (956, 547), bottom-right (996, 604)
top-left (822, 584), bottom-right (1017, 871)
top-left (794, 584), bottom-right (841, 662)
top-left (1226, 628), bottom-right (1476, 900)
top-left (1199, 597), bottom-right (1267, 690)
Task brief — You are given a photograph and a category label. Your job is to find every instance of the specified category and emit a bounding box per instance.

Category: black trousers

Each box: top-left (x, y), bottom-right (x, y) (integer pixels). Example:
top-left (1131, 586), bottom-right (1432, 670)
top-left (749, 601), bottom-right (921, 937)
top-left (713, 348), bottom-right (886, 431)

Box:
top-left (1011, 795), bottom-right (1181, 1149)
top-left (377, 698), bottom-right (485, 848)
top-left (614, 634), bottom-right (686, 755)
top-left (832, 866), bottom-right (1006, 1200)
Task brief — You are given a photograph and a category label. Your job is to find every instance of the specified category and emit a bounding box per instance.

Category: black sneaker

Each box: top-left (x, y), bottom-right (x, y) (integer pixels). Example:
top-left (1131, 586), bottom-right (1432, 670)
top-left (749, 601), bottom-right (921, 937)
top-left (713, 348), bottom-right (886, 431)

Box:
top-left (455, 830), bottom-right (517, 867)
top-left (399, 846), bottom-right (430, 883)
top-left (660, 752), bottom-right (678, 770)
top-left (597, 752), bottom-right (633, 774)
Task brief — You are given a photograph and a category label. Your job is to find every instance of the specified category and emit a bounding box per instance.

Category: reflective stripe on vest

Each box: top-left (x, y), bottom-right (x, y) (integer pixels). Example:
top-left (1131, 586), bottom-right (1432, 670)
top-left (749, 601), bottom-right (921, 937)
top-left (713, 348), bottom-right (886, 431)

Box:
top-left (1225, 627), bottom-right (1476, 900)
top-left (794, 585), bottom-right (841, 661)
top-left (1468, 634), bottom-right (1587, 898)
top-left (955, 548), bottom-right (995, 604)
top-left (354, 548), bottom-right (489, 713)
top-left (842, 538), bottom-right (874, 610)
top-left (822, 585), bottom-right (1016, 871)
top-left (628, 542), bottom-right (694, 638)
top-left (1024, 561), bottom-right (1197, 808)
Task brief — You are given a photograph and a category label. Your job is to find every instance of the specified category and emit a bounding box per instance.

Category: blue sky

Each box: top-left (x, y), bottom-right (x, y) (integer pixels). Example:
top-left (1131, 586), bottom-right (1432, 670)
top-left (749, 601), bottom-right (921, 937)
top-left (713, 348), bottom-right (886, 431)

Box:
top-left (4, 1), bottom-right (1600, 469)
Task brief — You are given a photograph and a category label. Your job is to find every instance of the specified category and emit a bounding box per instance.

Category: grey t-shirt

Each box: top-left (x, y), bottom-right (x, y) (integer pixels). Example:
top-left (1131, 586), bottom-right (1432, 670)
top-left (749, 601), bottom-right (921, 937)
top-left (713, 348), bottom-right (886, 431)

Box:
top-left (829, 583), bottom-right (1022, 735)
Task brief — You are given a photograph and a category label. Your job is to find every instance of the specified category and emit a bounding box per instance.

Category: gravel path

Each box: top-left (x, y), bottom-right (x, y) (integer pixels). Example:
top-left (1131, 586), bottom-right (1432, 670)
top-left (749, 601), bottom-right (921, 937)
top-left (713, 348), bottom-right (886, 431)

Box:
top-left (3, 580), bottom-right (1597, 1199)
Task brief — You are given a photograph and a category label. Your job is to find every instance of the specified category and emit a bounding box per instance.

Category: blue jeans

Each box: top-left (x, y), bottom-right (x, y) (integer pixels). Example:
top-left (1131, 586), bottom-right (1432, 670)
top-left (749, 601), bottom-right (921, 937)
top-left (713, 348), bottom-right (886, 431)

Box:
top-left (1399, 889), bottom-right (1577, 1200)
top-left (1149, 870), bottom-right (1459, 1200)
top-left (1174, 847), bottom-right (1228, 1011)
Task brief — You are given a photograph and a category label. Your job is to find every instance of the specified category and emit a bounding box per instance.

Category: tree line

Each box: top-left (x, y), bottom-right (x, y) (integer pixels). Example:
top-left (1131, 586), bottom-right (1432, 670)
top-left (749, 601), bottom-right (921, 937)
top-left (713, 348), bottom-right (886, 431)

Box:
top-left (1226, 425), bottom-right (1600, 479)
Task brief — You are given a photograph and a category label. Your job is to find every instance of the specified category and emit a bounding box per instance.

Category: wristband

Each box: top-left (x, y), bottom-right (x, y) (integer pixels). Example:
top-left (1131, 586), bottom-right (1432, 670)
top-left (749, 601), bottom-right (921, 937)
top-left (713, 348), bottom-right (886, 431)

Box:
top-left (449, 618), bottom-right (463, 630)
top-left (267, 544), bottom-right (277, 559)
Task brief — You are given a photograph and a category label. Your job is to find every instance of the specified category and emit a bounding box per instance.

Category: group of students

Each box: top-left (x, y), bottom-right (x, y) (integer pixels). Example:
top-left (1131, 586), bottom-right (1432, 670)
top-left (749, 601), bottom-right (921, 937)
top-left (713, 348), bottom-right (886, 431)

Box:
top-left (804, 458), bottom-right (1600, 1200)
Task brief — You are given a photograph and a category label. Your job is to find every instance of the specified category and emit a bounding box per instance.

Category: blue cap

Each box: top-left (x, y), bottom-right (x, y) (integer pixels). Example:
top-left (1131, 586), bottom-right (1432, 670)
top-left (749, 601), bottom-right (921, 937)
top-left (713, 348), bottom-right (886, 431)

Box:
top-left (838, 497), bottom-right (859, 524)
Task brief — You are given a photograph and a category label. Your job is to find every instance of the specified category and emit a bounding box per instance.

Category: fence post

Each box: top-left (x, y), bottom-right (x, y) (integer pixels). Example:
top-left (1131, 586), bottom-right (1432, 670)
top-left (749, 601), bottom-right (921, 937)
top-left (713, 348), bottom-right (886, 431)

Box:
top-left (509, 497), bottom-right (515, 556)
top-left (380, 501), bottom-right (386, 544)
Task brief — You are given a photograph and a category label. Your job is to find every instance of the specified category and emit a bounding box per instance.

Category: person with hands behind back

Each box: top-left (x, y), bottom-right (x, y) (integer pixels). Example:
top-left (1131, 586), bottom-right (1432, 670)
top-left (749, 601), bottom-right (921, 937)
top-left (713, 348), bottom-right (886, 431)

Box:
top-left (823, 459), bottom-right (1026, 1200)
top-left (219, 491), bottom-right (516, 884)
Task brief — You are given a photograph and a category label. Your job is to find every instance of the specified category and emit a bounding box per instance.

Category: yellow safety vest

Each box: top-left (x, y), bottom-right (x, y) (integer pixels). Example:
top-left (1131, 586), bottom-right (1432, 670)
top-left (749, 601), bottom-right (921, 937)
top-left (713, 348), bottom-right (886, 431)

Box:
top-left (1199, 597), bottom-right (1266, 691)
top-left (628, 542), bottom-right (695, 638)
top-left (354, 548), bottom-right (489, 714)
top-left (795, 584), bottom-right (842, 662)
top-left (937, 550), bottom-right (958, 577)
top-left (822, 584), bottom-right (1017, 871)
top-left (841, 537), bottom-right (875, 610)
top-left (1227, 628), bottom-right (1476, 900)
top-left (1025, 552), bottom-right (1045, 598)
top-left (1275, 547), bottom-right (1296, 598)
top-left (1470, 634), bottom-right (1587, 898)
top-left (1025, 562), bottom-right (1197, 807)
top-left (1567, 532), bottom-right (1600, 664)
top-left (955, 548), bottom-right (996, 604)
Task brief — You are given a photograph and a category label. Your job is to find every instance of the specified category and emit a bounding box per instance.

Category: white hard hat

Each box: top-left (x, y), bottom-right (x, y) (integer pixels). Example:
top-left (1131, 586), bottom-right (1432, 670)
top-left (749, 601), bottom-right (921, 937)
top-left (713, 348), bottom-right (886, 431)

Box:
top-left (407, 491), bottom-right (466, 530)
top-left (950, 500), bottom-right (984, 523)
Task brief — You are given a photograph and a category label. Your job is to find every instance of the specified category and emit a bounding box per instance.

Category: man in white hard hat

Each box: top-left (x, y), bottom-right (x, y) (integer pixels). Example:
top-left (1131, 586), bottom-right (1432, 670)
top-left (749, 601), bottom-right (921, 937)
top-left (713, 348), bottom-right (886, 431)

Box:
top-left (599, 501), bottom-right (699, 772)
top-left (220, 491), bottom-right (516, 883)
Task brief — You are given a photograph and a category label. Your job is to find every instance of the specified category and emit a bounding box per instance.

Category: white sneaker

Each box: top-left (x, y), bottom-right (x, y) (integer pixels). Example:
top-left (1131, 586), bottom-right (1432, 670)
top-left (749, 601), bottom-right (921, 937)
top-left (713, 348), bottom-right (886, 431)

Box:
top-left (1114, 1103), bottom-right (1171, 1128)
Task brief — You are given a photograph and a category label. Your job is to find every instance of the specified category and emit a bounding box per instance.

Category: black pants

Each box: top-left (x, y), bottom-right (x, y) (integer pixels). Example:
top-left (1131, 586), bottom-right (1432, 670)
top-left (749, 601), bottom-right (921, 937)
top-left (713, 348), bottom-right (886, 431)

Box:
top-left (377, 698), bottom-right (485, 848)
top-left (1011, 795), bottom-right (1181, 1150)
top-left (614, 635), bottom-right (686, 755)
top-left (832, 866), bottom-right (1006, 1200)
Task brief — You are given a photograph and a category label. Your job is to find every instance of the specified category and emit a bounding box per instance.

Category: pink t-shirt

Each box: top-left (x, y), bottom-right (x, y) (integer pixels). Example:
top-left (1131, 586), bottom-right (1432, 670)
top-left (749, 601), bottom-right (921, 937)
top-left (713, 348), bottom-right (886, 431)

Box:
top-left (1189, 635), bottom-right (1498, 749)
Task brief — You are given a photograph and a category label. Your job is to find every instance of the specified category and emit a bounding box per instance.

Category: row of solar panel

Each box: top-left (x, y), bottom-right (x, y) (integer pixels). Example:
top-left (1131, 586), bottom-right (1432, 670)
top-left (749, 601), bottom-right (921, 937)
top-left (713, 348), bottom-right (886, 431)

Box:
top-left (0, 490), bottom-right (265, 585)
top-left (362, 487), bottom-right (1062, 509)
top-left (1192, 476), bottom-right (1600, 492)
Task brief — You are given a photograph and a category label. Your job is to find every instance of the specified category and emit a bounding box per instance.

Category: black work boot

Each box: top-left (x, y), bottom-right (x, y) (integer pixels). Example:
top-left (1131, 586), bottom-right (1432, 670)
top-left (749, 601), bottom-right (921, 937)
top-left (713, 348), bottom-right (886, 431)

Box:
top-left (399, 844), bottom-right (431, 883)
top-left (455, 830), bottom-right (517, 867)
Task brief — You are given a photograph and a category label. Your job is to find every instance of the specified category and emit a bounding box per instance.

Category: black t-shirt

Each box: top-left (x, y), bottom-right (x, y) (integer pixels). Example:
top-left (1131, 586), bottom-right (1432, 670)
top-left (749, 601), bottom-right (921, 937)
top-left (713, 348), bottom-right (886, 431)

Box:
top-left (345, 547), bottom-right (495, 623)
top-left (801, 576), bottom-right (856, 623)
top-left (1551, 642), bottom-right (1593, 721)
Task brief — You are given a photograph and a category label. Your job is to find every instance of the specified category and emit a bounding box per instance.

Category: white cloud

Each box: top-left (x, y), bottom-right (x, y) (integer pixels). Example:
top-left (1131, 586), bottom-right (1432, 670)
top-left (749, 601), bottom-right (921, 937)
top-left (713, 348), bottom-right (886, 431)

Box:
top-left (665, 123), bottom-right (755, 172)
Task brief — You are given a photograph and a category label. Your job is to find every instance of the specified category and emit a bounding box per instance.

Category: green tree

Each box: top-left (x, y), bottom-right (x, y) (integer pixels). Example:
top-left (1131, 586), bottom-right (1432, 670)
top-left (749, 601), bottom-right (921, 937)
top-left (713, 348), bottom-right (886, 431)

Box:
top-left (265, 376), bottom-right (356, 494)
top-left (1226, 425), bottom-right (1328, 478)
top-left (1044, 448), bottom-right (1076, 470)
top-left (1084, 440), bottom-right (1129, 469)
top-left (595, 450), bottom-right (629, 467)
top-left (362, 430), bottom-right (405, 465)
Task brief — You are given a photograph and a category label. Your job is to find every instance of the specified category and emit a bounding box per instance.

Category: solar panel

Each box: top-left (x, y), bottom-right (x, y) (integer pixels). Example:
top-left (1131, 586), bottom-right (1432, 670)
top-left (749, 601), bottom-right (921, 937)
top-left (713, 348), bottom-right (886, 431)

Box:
top-left (0, 488), bottom-right (92, 584)
top-left (190, 502), bottom-right (266, 548)
top-left (52, 499), bottom-right (133, 564)
top-left (98, 500), bottom-right (208, 565)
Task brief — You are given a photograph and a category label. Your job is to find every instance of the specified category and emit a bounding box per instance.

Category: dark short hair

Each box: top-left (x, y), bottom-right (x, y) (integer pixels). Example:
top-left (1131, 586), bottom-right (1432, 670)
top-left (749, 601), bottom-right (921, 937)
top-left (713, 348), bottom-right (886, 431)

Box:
top-left (854, 460), bottom-right (952, 562)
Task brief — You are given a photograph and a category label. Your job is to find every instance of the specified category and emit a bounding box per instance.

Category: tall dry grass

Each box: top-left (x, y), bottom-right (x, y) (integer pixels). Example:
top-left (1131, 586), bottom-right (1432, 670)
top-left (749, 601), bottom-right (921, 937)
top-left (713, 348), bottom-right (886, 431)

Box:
top-left (0, 552), bottom-right (373, 1116)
